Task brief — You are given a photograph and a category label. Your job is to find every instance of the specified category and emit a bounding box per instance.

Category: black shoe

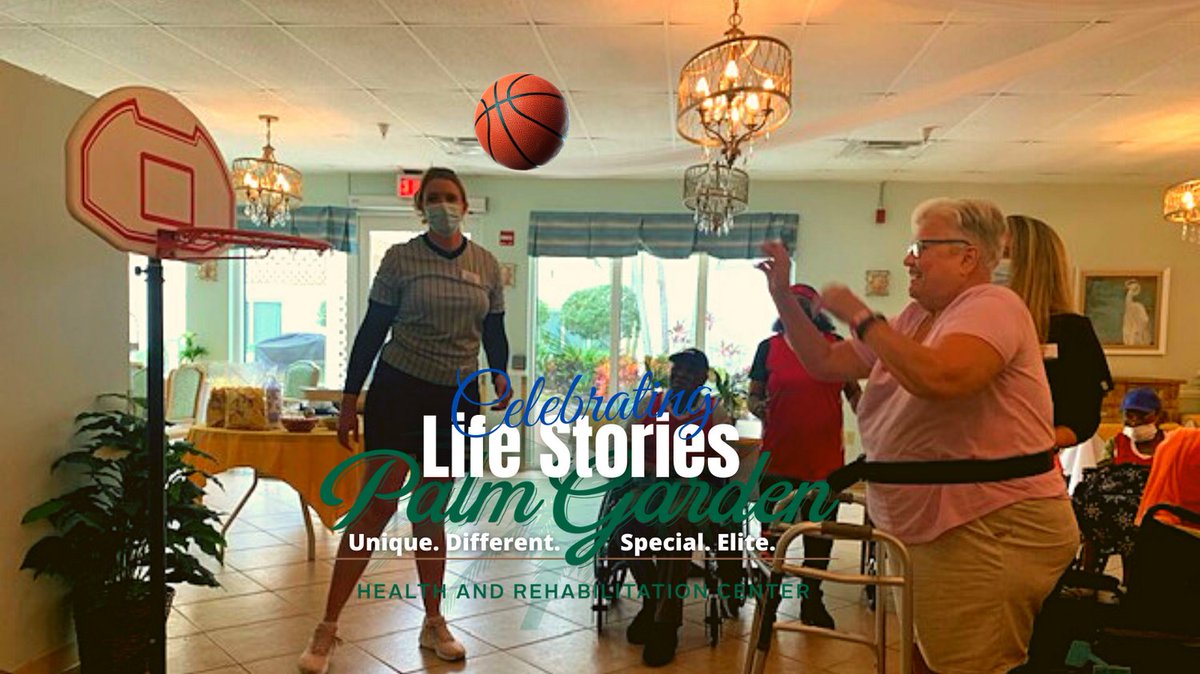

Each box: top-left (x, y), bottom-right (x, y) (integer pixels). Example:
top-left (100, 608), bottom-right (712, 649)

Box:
top-left (800, 593), bottom-right (836, 630)
top-left (625, 606), bottom-right (655, 645)
top-left (641, 623), bottom-right (679, 667)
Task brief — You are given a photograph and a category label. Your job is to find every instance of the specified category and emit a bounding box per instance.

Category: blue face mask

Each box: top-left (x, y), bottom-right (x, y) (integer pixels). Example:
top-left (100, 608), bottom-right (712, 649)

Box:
top-left (992, 258), bottom-right (1013, 286)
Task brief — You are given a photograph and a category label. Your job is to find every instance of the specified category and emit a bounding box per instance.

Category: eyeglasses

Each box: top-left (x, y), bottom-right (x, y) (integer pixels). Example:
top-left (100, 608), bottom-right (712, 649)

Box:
top-left (906, 239), bottom-right (972, 259)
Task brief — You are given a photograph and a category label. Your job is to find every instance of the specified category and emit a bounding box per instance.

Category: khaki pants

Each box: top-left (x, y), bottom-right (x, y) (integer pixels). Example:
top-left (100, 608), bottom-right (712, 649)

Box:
top-left (894, 498), bottom-right (1079, 674)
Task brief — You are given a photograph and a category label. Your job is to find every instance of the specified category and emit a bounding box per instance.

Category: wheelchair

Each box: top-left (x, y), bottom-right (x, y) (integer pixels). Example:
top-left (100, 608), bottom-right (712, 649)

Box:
top-left (1024, 503), bottom-right (1200, 673)
top-left (591, 478), bottom-right (749, 646)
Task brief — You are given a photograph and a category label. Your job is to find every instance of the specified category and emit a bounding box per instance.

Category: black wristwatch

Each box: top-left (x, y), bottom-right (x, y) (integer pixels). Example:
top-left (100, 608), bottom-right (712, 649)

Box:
top-left (852, 312), bottom-right (887, 340)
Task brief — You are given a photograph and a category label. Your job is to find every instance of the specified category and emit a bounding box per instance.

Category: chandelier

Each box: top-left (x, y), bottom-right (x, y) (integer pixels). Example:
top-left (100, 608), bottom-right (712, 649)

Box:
top-left (683, 160), bottom-right (749, 236)
top-left (231, 115), bottom-right (303, 228)
top-left (1163, 178), bottom-right (1200, 243)
top-left (676, 0), bottom-right (792, 165)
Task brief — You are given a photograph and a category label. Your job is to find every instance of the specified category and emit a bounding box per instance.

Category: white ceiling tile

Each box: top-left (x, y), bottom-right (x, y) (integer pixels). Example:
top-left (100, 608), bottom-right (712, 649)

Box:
top-left (1043, 94), bottom-right (1200, 144)
top-left (527, 0), bottom-right (666, 25)
top-left (902, 139), bottom-right (1023, 172)
top-left (571, 91), bottom-right (673, 140)
top-left (666, 0), bottom-right (815, 26)
top-left (834, 94), bottom-right (985, 142)
top-left (409, 26), bottom-right (556, 92)
top-left (805, 0), bottom-right (951, 25)
top-left (249, 0), bottom-right (395, 26)
top-left (939, 94), bottom-right (1100, 141)
top-left (114, 0), bottom-right (268, 26)
top-left (175, 89), bottom-right (297, 137)
top-left (163, 26), bottom-right (354, 89)
top-left (1, 0), bottom-right (136, 24)
top-left (541, 26), bottom-right (668, 93)
top-left (379, 0), bottom-right (527, 25)
top-left (1122, 45), bottom-right (1200, 94)
top-left (375, 89), bottom-right (479, 137)
top-left (892, 22), bottom-right (1087, 93)
top-left (1005, 23), bottom-right (1196, 95)
top-left (279, 88), bottom-right (400, 135)
top-left (43, 26), bottom-right (256, 92)
top-left (0, 26), bottom-right (155, 92)
top-left (289, 26), bottom-right (447, 91)
top-left (794, 23), bottom-right (938, 94)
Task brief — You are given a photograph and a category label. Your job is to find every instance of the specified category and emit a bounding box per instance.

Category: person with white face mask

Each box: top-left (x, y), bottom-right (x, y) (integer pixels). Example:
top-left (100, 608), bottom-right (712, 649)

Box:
top-left (299, 167), bottom-right (511, 674)
top-left (1073, 387), bottom-right (1166, 581)
top-left (1101, 387), bottom-right (1165, 467)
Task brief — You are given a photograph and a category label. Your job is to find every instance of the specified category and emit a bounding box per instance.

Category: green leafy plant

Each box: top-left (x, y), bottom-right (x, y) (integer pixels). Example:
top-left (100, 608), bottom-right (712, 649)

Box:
top-left (711, 367), bottom-right (750, 419)
top-left (21, 395), bottom-right (226, 607)
top-left (177, 331), bottom-right (209, 365)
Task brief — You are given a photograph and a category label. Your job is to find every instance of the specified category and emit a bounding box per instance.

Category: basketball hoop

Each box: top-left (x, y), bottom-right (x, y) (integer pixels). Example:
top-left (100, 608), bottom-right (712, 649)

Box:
top-left (156, 227), bottom-right (331, 260)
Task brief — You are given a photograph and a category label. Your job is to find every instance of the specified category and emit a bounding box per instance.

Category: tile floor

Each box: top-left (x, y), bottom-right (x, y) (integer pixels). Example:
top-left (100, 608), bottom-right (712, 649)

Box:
top-left (168, 469), bottom-right (906, 674)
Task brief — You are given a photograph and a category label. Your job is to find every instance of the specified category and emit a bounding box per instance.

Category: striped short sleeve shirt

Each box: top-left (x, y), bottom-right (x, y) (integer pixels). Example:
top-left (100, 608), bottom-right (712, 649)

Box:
top-left (370, 235), bottom-right (504, 386)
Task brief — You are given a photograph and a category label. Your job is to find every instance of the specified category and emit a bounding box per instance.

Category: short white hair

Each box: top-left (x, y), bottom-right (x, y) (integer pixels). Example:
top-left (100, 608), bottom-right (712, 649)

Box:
top-left (912, 197), bottom-right (1005, 269)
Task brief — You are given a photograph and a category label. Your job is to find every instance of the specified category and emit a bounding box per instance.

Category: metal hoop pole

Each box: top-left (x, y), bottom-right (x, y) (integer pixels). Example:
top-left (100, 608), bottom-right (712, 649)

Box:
top-left (145, 258), bottom-right (167, 674)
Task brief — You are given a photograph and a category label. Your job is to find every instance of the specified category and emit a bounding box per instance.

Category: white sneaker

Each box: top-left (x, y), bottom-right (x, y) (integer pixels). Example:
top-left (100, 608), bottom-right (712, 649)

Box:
top-left (298, 621), bottom-right (340, 674)
top-left (419, 615), bottom-right (466, 661)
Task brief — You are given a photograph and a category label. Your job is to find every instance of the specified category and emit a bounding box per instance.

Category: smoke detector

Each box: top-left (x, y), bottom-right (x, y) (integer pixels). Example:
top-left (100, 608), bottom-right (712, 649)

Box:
top-left (838, 126), bottom-right (936, 159)
top-left (431, 136), bottom-right (483, 156)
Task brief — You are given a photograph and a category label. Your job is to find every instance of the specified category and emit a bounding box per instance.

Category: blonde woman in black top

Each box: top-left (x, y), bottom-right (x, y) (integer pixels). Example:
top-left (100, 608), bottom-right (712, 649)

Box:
top-left (1002, 215), bottom-right (1111, 449)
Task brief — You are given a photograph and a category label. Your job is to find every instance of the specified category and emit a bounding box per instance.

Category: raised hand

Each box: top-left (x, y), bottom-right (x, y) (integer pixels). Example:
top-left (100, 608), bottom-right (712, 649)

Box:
top-left (819, 283), bottom-right (871, 324)
top-left (756, 239), bottom-right (793, 295)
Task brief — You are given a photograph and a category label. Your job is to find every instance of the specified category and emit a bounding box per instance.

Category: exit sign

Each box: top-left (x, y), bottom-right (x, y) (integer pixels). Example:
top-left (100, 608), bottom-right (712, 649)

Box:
top-left (397, 174), bottom-right (422, 198)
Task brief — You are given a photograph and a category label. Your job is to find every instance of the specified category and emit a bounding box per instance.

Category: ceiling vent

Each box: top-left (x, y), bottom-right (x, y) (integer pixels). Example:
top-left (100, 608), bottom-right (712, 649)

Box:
top-left (838, 126), bottom-right (936, 159)
top-left (431, 135), bottom-right (483, 156)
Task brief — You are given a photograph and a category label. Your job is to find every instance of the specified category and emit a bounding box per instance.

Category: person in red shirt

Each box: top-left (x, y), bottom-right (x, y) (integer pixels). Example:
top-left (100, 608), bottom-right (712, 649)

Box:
top-left (747, 283), bottom-right (861, 629)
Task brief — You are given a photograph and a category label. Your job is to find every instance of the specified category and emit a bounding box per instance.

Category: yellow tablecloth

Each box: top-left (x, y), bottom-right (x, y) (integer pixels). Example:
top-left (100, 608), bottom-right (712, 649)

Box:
top-left (187, 425), bottom-right (363, 530)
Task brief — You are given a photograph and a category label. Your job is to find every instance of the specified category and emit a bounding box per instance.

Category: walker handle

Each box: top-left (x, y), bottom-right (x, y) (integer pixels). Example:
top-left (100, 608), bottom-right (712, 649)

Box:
top-left (818, 521), bottom-right (875, 540)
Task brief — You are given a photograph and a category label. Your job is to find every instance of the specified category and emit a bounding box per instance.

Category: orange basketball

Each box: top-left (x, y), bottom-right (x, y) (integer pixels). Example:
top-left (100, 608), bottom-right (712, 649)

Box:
top-left (474, 73), bottom-right (568, 171)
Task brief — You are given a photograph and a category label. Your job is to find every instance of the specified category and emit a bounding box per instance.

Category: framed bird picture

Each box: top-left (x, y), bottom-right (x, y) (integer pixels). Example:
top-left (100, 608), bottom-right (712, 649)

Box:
top-left (1078, 269), bottom-right (1170, 356)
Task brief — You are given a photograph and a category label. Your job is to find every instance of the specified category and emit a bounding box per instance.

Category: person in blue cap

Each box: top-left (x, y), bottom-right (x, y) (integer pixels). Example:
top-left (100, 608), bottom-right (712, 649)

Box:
top-left (1074, 387), bottom-right (1166, 578)
top-left (1098, 387), bottom-right (1166, 467)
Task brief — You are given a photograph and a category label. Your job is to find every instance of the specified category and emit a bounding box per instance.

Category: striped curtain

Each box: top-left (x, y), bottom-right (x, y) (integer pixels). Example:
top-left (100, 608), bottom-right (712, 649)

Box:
top-left (527, 212), bottom-right (798, 259)
top-left (237, 206), bottom-right (357, 253)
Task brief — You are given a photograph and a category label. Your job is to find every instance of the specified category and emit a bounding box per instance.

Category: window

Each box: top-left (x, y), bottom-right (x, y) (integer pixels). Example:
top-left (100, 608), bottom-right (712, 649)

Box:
top-left (705, 256), bottom-right (779, 377)
top-left (128, 255), bottom-right (187, 369)
top-left (531, 253), bottom-right (785, 435)
top-left (241, 249), bottom-right (348, 386)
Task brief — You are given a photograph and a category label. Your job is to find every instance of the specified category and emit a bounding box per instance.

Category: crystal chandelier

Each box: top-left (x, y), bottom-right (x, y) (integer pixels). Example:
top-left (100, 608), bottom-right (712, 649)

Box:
top-left (677, 0), bottom-right (790, 235)
top-left (231, 115), bottom-right (303, 228)
top-left (676, 0), bottom-right (792, 165)
top-left (1163, 178), bottom-right (1200, 243)
top-left (683, 159), bottom-right (749, 236)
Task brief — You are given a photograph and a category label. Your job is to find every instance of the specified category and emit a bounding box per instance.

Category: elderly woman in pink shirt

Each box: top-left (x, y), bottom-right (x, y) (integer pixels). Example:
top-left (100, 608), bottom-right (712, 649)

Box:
top-left (758, 198), bottom-right (1077, 674)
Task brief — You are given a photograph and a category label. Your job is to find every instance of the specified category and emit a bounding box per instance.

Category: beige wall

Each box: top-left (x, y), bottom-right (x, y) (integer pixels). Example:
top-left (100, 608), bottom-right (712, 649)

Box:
top-left (0, 63), bottom-right (126, 670)
top-left (305, 171), bottom-right (1200, 382)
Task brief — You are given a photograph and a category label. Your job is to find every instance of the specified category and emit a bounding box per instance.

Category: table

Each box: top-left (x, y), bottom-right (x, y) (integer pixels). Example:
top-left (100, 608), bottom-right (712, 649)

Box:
top-left (187, 425), bottom-right (363, 560)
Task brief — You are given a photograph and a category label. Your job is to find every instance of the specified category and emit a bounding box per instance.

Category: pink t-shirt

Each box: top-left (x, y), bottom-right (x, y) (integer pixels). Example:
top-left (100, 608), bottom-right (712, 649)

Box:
top-left (850, 284), bottom-right (1068, 544)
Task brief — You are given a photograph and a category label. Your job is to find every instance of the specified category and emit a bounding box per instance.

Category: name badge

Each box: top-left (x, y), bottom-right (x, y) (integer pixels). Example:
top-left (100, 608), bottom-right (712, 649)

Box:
top-left (1041, 343), bottom-right (1059, 360)
top-left (461, 270), bottom-right (481, 285)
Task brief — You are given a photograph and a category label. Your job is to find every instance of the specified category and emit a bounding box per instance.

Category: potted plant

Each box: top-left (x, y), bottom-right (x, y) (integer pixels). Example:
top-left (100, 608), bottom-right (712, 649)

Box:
top-left (178, 331), bottom-right (209, 365)
top-left (20, 395), bottom-right (226, 672)
top-left (711, 367), bottom-right (749, 420)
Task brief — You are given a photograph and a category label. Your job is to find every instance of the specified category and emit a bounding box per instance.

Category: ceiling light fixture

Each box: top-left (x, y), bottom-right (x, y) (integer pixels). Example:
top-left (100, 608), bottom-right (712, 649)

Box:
top-left (676, 0), bottom-right (792, 166)
top-left (231, 115), bottom-right (303, 228)
top-left (1163, 178), bottom-right (1200, 243)
top-left (677, 0), bottom-right (791, 235)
